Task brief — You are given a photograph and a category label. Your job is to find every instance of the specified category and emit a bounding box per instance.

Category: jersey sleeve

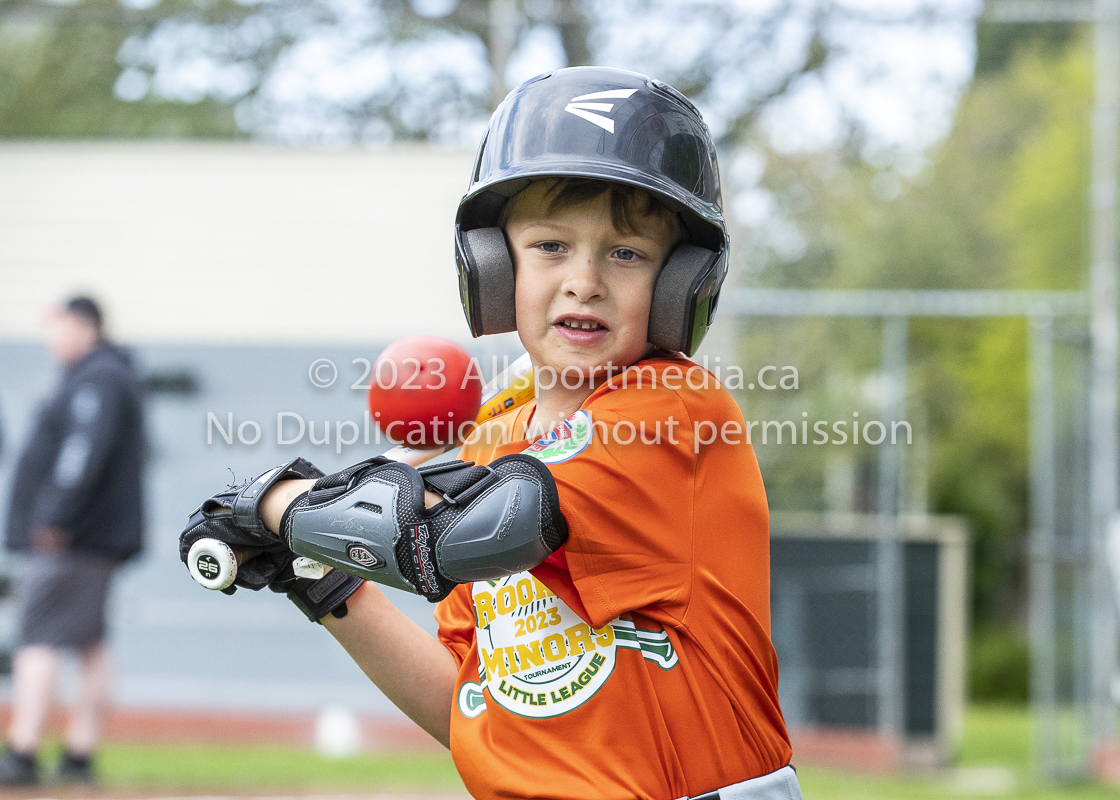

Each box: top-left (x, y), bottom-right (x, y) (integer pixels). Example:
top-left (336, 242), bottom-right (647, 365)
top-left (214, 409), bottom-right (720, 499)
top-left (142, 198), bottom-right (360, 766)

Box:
top-left (435, 584), bottom-right (476, 668)
top-left (527, 379), bottom-right (718, 629)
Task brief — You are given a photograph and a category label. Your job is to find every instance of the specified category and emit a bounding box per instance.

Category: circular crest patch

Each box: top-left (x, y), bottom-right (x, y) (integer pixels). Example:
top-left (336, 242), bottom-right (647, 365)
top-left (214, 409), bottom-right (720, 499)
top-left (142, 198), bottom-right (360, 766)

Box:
top-left (473, 574), bottom-right (617, 719)
top-left (524, 410), bottom-right (593, 464)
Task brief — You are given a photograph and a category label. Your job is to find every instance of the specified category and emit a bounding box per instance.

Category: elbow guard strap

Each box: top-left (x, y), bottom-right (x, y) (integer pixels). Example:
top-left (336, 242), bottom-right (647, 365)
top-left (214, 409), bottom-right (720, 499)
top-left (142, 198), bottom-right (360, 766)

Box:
top-left (283, 455), bottom-right (567, 602)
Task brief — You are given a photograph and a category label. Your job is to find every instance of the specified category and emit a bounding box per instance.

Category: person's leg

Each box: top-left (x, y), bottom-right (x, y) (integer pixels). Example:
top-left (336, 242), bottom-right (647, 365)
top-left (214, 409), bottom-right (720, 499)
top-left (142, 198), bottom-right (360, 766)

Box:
top-left (7, 644), bottom-right (60, 754)
top-left (59, 556), bottom-right (116, 782)
top-left (0, 644), bottom-right (61, 784)
top-left (64, 641), bottom-right (111, 758)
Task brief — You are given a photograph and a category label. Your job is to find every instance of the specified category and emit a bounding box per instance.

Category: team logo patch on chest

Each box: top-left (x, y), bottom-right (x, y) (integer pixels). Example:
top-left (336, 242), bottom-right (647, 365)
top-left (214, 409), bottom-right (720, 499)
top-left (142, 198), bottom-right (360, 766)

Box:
top-left (471, 574), bottom-right (616, 718)
top-left (524, 410), bottom-right (593, 464)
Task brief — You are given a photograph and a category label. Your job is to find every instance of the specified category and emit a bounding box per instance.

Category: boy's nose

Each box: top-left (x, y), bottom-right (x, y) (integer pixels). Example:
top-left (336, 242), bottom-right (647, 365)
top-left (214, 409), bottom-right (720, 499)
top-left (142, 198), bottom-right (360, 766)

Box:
top-left (562, 255), bottom-right (607, 303)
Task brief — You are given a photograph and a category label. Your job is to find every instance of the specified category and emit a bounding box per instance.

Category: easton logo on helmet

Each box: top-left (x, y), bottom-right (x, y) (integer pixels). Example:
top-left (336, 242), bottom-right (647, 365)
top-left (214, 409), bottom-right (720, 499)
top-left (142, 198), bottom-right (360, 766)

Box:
top-left (347, 543), bottom-right (383, 569)
top-left (564, 88), bottom-right (637, 133)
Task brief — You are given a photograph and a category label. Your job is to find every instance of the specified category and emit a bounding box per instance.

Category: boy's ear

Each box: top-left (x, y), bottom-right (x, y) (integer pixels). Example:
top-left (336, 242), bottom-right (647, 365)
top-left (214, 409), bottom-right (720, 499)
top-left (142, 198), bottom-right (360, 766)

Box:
top-left (461, 227), bottom-right (517, 335)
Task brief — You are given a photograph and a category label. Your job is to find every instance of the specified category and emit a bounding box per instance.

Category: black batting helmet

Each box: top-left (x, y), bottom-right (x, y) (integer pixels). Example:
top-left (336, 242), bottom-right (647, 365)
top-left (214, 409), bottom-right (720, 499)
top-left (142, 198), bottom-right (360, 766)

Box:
top-left (454, 66), bottom-right (728, 357)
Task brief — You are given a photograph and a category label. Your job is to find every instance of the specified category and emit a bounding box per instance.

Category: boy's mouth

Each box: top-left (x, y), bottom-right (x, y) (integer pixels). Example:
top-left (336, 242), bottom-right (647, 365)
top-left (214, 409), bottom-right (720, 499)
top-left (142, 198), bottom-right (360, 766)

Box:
top-left (559, 318), bottom-right (606, 331)
top-left (553, 315), bottom-right (610, 342)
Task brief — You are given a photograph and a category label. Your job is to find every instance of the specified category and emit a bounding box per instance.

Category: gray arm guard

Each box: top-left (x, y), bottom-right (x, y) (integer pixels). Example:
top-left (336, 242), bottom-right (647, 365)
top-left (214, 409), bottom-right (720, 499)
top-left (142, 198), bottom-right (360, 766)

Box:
top-left (281, 455), bottom-right (567, 602)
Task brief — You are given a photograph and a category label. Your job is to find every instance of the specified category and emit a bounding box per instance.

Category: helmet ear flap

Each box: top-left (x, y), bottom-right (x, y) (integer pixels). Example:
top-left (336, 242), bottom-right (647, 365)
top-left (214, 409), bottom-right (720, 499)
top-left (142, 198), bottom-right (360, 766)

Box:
top-left (648, 244), bottom-right (723, 356)
top-left (463, 227), bottom-right (517, 335)
top-left (462, 229), bottom-right (723, 354)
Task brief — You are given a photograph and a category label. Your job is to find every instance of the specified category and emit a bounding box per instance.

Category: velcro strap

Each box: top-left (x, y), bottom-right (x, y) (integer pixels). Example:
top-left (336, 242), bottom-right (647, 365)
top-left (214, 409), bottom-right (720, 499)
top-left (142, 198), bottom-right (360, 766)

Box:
top-left (286, 457), bottom-right (327, 481)
top-left (232, 457), bottom-right (326, 532)
top-left (232, 466), bottom-right (284, 530)
top-left (285, 569), bottom-right (365, 623)
top-left (309, 457), bottom-right (393, 505)
top-left (418, 461), bottom-right (494, 505)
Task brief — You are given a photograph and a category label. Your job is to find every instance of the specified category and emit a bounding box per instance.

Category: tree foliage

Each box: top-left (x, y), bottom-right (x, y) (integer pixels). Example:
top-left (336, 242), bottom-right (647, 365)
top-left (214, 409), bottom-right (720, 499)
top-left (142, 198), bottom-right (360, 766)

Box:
top-left (0, 0), bottom-right (968, 146)
top-left (742, 38), bottom-right (1092, 627)
top-left (0, 0), bottom-right (241, 136)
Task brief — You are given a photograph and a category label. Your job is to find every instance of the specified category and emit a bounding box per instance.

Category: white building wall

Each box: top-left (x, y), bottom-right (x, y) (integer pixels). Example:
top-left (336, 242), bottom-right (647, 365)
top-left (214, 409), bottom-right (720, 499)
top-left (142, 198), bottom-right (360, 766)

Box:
top-left (0, 142), bottom-right (477, 345)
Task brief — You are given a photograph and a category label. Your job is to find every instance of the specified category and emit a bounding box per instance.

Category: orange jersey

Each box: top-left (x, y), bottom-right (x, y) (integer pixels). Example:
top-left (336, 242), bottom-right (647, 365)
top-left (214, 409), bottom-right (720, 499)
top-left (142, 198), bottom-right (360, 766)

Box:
top-left (436, 356), bottom-right (791, 799)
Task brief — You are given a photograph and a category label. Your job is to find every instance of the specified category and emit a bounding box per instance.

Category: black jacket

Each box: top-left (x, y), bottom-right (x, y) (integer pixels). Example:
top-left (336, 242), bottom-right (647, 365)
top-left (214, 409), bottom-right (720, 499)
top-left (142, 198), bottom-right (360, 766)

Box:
top-left (5, 344), bottom-right (145, 561)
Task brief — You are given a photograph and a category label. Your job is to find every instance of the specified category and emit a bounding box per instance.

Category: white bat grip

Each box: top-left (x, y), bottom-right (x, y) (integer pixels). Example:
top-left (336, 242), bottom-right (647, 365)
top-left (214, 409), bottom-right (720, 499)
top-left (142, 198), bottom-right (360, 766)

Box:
top-left (187, 538), bottom-right (238, 591)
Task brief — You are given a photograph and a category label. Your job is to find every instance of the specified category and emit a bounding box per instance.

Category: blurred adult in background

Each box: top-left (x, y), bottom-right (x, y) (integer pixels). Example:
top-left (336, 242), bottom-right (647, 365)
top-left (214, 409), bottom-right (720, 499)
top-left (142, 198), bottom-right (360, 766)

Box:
top-left (1, 297), bottom-right (144, 785)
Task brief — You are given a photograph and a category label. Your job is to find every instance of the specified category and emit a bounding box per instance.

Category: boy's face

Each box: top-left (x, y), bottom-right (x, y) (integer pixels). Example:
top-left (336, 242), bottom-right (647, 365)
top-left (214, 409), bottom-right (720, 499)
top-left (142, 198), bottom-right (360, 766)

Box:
top-left (504, 183), bottom-right (676, 382)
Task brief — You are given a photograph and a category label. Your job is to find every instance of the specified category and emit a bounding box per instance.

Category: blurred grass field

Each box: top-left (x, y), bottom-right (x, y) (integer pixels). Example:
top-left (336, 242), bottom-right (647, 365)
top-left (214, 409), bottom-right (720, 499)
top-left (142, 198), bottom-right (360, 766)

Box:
top-left (60, 705), bottom-right (1111, 798)
top-left (76, 743), bottom-right (468, 794)
top-left (797, 705), bottom-right (1114, 800)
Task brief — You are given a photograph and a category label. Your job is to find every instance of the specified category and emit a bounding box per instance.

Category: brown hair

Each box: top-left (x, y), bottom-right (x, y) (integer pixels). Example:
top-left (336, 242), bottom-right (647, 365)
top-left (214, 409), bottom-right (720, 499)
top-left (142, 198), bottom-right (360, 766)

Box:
top-left (499, 177), bottom-right (683, 243)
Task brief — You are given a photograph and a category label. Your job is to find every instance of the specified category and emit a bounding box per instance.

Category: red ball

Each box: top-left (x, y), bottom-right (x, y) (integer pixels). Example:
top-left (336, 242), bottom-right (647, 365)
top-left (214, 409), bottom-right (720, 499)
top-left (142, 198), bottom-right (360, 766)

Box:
top-left (367, 336), bottom-right (482, 447)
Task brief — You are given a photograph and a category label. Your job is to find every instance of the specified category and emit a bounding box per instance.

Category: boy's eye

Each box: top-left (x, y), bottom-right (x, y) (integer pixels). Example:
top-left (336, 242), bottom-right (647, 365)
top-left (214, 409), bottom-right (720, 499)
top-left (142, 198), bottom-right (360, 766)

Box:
top-left (613, 248), bottom-right (637, 261)
top-left (540, 242), bottom-right (562, 253)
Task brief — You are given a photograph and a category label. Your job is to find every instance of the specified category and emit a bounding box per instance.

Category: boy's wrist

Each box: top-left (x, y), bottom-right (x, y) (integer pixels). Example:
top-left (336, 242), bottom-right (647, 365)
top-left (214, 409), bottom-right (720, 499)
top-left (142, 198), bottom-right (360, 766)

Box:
top-left (260, 478), bottom-right (316, 533)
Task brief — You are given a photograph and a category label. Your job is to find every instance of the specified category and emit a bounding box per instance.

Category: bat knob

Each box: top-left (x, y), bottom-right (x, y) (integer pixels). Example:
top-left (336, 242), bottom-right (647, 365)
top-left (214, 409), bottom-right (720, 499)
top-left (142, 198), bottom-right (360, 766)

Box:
top-left (188, 538), bottom-right (238, 591)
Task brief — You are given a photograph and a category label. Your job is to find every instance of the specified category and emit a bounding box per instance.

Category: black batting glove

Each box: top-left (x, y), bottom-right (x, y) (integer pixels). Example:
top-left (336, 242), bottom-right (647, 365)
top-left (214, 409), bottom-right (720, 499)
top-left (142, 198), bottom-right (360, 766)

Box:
top-left (267, 562), bottom-right (366, 623)
top-left (179, 457), bottom-right (325, 592)
top-left (178, 457), bottom-right (365, 621)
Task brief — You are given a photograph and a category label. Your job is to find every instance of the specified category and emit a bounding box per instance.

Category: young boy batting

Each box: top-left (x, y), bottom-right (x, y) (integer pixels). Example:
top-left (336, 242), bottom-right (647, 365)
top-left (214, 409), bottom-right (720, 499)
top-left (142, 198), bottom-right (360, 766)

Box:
top-left (180, 66), bottom-right (800, 800)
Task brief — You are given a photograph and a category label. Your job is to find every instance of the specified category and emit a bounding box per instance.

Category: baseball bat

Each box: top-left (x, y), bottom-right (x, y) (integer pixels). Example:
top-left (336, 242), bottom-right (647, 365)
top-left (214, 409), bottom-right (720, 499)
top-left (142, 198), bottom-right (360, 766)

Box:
top-left (187, 353), bottom-right (534, 591)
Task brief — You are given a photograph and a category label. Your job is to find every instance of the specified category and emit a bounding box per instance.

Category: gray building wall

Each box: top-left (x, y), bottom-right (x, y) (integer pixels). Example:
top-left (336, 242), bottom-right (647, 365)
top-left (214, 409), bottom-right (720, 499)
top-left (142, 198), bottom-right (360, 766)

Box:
top-left (0, 141), bottom-right (527, 716)
top-left (0, 340), bottom-right (519, 716)
top-left (0, 142), bottom-right (485, 346)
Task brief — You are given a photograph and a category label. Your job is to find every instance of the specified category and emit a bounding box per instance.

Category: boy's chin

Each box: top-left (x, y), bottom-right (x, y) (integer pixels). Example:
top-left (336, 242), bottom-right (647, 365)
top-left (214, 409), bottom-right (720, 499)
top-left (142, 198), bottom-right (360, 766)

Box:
top-left (529, 342), bottom-right (655, 385)
top-left (536, 356), bottom-right (649, 385)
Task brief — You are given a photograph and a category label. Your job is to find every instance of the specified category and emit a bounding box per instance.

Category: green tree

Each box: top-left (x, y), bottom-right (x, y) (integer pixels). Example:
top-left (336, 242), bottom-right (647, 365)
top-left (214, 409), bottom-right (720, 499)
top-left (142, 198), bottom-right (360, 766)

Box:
top-left (0, 0), bottom-right (241, 136)
top-left (742, 38), bottom-right (1092, 650)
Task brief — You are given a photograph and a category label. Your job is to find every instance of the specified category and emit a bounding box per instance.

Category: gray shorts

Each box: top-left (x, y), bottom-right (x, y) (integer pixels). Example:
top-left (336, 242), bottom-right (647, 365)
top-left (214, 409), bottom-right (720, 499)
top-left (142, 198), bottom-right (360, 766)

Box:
top-left (14, 552), bottom-right (116, 649)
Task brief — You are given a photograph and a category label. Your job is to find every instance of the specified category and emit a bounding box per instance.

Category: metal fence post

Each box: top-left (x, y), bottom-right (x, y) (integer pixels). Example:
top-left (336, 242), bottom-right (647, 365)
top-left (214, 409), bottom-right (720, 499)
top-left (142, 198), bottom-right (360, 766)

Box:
top-left (1029, 310), bottom-right (1059, 780)
top-left (877, 315), bottom-right (909, 739)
